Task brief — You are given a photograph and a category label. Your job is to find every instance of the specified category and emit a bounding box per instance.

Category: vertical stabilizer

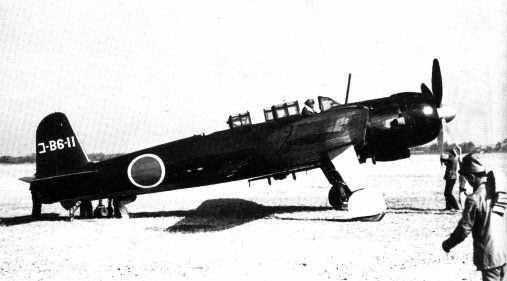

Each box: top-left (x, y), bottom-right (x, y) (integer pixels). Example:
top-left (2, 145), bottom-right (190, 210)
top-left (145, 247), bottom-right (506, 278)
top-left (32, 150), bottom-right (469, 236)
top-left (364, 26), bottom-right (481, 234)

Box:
top-left (35, 112), bottom-right (88, 177)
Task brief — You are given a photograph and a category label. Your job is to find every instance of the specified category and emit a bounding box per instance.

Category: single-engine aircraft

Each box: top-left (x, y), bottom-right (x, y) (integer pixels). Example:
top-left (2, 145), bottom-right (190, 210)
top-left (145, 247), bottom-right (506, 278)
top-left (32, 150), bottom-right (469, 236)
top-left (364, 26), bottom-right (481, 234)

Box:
top-left (21, 59), bottom-right (456, 219)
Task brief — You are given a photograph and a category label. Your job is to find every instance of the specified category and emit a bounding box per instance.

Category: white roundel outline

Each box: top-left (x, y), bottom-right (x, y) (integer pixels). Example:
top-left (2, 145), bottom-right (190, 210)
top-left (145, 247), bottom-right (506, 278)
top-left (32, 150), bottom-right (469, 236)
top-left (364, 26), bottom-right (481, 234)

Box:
top-left (127, 154), bottom-right (166, 188)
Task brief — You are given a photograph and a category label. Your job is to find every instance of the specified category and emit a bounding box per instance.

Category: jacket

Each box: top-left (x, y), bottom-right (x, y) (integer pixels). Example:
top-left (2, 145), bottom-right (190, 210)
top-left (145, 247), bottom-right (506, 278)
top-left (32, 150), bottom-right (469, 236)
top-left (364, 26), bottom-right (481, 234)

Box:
top-left (441, 155), bottom-right (458, 180)
top-left (301, 105), bottom-right (316, 117)
top-left (444, 180), bottom-right (507, 270)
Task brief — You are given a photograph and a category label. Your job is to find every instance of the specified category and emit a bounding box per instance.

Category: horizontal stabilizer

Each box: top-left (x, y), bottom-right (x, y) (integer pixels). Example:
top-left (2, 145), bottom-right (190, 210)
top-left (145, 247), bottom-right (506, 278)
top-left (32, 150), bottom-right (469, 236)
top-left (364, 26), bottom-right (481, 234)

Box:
top-left (19, 176), bottom-right (36, 183)
top-left (19, 170), bottom-right (97, 184)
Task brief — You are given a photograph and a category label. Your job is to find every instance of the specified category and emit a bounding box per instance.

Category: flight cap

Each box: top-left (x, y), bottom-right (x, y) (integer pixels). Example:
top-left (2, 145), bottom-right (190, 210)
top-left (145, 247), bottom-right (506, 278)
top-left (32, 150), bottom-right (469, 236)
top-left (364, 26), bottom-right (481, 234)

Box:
top-left (305, 99), bottom-right (315, 106)
top-left (459, 153), bottom-right (486, 175)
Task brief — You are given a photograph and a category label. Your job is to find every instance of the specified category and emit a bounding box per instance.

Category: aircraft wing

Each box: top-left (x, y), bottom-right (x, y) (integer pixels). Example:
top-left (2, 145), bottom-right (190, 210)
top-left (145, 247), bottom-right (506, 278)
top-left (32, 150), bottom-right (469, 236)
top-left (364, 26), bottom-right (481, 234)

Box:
top-left (287, 105), bottom-right (369, 149)
top-left (322, 105), bottom-right (369, 148)
top-left (259, 105), bottom-right (369, 169)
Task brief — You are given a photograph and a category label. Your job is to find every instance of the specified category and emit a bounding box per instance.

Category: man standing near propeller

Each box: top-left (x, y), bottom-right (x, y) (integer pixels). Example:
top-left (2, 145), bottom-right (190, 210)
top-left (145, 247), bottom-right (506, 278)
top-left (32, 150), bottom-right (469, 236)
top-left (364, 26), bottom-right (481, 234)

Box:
top-left (440, 146), bottom-right (461, 210)
top-left (423, 59), bottom-right (460, 210)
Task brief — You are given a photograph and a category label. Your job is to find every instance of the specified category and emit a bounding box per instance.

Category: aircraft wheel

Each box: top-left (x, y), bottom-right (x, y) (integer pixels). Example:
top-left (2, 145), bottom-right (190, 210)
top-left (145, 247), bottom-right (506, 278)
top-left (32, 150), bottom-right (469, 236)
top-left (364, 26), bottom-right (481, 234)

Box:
top-left (328, 184), bottom-right (349, 210)
top-left (60, 200), bottom-right (77, 210)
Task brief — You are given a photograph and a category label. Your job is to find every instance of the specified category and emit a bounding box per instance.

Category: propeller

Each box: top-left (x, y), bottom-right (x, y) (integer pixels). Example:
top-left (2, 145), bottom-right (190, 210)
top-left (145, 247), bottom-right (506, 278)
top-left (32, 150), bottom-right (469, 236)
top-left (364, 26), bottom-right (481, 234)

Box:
top-left (432, 59), bottom-right (443, 107)
top-left (421, 83), bottom-right (432, 97)
top-left (438, 119), bottom-right (446, 156)
top-left (421, 59), bottom-right (456, 158)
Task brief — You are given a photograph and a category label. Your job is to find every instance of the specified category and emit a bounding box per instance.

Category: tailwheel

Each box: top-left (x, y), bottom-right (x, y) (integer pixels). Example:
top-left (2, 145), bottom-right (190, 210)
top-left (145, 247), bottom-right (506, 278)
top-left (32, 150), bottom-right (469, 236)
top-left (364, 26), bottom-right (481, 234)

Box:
top-left (328, 183), bottom-right (351, 210)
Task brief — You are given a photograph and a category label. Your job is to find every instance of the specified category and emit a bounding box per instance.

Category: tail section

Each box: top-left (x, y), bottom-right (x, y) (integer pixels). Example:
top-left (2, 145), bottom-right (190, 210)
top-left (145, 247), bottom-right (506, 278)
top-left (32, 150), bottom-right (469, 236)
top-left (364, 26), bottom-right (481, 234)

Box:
top-left (35, 112), bottom-right (88, 177)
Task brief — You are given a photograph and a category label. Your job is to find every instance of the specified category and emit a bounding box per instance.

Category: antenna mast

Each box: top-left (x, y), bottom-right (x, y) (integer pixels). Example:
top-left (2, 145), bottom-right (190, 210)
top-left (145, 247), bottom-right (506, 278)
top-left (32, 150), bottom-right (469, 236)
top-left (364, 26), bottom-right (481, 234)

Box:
top-left (344, 73), bottom-right (351, 104)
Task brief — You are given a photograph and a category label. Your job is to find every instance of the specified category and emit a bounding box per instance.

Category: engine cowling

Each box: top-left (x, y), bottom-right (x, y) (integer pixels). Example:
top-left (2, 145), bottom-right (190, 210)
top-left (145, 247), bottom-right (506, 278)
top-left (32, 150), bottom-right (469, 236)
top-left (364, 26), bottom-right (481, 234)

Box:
top-left (355, 144), bottom-right (410, 163)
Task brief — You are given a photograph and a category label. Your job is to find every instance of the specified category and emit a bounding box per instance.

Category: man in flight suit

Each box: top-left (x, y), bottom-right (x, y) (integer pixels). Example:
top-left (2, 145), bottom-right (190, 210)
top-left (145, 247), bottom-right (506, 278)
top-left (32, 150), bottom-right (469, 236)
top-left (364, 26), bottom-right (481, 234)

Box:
top-left (442, 153), bottom-right (507, 281)
top-left (301, 99), bottom-right (317, 117)
top-left (440, 147), bottom-right (461, 210)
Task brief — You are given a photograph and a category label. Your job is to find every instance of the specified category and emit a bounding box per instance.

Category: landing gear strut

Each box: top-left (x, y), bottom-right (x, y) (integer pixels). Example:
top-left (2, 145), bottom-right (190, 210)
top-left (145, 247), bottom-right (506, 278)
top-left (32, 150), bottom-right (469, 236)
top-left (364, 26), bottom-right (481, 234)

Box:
top-left (321, 158), bottom-right (352, 210)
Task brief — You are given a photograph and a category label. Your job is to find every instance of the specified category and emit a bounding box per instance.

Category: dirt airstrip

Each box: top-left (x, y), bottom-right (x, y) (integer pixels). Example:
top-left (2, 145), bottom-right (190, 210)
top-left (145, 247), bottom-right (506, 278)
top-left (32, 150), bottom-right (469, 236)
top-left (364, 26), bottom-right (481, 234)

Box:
top-left (1, 153), bottom-right (505, 280)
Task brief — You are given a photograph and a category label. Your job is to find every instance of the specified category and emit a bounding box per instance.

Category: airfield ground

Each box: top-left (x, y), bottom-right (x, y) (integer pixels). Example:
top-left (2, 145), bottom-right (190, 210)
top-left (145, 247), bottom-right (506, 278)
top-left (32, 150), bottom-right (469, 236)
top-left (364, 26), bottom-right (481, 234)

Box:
top-left (1, 152), bottom-right (506, 281)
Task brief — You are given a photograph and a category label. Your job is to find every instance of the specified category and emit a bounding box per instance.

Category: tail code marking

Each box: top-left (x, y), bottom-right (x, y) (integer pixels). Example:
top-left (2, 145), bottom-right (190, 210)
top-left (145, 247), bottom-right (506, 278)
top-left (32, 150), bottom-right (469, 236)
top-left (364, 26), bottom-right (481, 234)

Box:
top-left (37, 136), bottom-right (76, 154)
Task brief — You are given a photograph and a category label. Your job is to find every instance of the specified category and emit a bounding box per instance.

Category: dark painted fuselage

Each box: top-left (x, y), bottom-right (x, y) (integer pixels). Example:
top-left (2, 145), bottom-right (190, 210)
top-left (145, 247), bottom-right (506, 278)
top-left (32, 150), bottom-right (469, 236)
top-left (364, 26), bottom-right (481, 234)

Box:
top-left (35, 106), bottom-right (368, 203)
top-left (33, 92), bottom-right (441, 204)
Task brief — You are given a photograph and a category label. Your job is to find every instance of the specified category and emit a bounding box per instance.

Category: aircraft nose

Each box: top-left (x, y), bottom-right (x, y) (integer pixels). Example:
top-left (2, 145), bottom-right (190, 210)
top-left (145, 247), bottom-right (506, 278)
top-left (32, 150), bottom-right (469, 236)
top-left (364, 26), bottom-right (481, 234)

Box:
top-left (437, 106), bottom-right (456, 123)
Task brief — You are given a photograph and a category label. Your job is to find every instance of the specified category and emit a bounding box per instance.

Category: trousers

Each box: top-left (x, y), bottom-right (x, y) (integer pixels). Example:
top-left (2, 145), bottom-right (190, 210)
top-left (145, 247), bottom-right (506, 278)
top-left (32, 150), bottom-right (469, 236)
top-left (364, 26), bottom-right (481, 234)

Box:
top-left (444, 179), bottom-right (460, 210)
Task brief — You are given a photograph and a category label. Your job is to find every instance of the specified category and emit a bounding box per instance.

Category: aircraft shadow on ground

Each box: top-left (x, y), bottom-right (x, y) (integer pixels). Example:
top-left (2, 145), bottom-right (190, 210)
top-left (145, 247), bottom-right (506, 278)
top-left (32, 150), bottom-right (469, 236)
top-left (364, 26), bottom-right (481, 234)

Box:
top-left (0, 199), bottom-right (384, 229)
top-left (132, 198), bottom-right (331, 233)
top-left (0, 213), bottom-right (68, 226)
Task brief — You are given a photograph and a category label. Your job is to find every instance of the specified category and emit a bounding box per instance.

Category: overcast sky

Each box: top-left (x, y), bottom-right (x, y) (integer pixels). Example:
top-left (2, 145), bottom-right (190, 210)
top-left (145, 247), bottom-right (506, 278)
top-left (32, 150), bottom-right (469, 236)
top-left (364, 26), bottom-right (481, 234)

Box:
top-left (0, 0), bottom-right (506, 156)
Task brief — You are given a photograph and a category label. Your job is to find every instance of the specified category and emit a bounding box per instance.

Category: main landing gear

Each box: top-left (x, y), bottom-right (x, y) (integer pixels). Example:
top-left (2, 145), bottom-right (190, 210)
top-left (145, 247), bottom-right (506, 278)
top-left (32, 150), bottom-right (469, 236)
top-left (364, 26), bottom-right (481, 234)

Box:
top-left (321, 158), bottom-right (352, 210)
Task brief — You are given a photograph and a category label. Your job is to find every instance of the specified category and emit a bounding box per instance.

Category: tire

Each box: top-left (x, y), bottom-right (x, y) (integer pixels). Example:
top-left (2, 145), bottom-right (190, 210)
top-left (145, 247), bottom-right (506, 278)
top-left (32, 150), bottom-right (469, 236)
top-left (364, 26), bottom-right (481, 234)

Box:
top-left (60, 200), bottom-right (77, 210)
top-left (328, 184), bottom-right (348, 210)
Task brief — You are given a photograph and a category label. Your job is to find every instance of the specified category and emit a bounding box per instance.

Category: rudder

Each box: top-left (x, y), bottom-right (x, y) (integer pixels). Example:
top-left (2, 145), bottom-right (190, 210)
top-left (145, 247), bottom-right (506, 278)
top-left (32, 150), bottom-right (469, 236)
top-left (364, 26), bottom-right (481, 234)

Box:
top-left (35, 112), bottom-right (88, 177)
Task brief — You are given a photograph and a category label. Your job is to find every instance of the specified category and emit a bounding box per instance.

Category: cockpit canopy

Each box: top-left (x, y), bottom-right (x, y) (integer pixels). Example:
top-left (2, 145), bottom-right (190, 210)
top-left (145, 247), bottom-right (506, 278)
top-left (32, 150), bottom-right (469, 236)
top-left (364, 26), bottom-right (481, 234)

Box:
top-left (263, 101), bottom-right (300, 121)
top-left (227, 112), bottom-right (252, 129)
top-left (226, 97), bottom-right (342, 129)
top-left (318, 96), bottom-right (341, 112)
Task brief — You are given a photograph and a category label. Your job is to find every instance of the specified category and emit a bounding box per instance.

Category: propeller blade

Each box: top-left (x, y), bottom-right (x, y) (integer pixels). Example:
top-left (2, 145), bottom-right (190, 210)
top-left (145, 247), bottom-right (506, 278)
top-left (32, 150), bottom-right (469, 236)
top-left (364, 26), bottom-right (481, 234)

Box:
top-left (421, 83), bottom-right (432, 97)
top-left (432, 59), bottom-right (442, 107)
top-left (437, 119), bottom-right (446, 164)
top-left (437, 128), bottom-right (444, 156)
